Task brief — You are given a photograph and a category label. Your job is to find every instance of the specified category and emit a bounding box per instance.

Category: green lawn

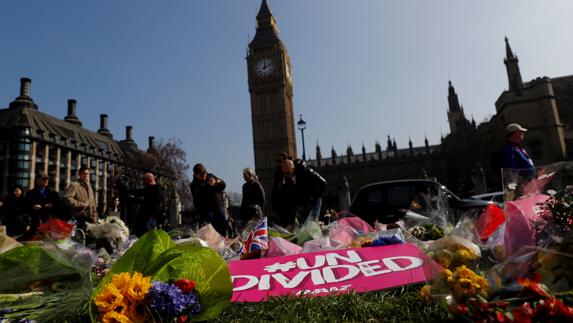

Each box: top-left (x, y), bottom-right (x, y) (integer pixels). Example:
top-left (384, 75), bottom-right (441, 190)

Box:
top-left (216, 285), bottom-right (450, 322)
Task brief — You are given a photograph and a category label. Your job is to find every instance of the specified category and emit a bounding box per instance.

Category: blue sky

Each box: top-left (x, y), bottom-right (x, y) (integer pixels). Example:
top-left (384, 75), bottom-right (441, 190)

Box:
top-left (1, 0), bottom-right (573, 193)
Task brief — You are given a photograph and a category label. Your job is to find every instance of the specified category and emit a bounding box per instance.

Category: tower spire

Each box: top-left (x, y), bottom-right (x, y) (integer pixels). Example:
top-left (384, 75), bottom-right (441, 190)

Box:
top-left (505, 36), bottom-right (515, 60)
top-left (448, 80), bottom-right (461, 112)
top-left (257, 0), bottom-right (272, 20)
top-left (255, 0), bottom-right (278, 33)
top-left (504, 37), bottom-right (524, 91)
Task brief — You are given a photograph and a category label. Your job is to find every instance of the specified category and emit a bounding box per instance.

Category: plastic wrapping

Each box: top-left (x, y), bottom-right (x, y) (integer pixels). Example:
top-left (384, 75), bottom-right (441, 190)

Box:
top-left (293, 215), bottom-right (323, 245)
top-left (427, 236), bottom-right (481, 270)
top-left (325, 214), bottom-right (375, 247)
top-left (489, 245), bottom-right (573, 295)
top-left (350, 228), bottom-right (405, 248)
top-left (301, 237), bottom-right (341, 253)
top-left (0, 240), bottom-right (95, 322)
top-left (267, 237), bottom-right (302, 257)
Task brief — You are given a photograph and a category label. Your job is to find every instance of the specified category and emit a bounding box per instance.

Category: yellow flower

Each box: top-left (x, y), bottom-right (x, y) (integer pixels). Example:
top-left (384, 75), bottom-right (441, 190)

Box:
top-left (458, 278), bottom-right (472, 289)
top-left (441, 269), bottom-right (453, 280)
top-left (420, 285), bottom-right (433, 302)
top-left (102, 311), bottom-right (134, 323)
top-left (95, 285), bottom-right (125, 313)
top-left (111, 272), bottom-right (132, 293)
top-left (126, 272), bottom-right (152, 301)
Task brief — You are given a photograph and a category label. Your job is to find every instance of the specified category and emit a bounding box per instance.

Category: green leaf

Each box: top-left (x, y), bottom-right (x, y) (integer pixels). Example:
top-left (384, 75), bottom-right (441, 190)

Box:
top-left (90, 230), bottom-right (232, 322)
top-left (145, 244), bottom-right (233, 322)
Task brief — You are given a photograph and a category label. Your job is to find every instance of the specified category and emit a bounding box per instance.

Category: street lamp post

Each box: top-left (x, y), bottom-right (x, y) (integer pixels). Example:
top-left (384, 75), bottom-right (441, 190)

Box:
top-left (297, 114), bottom-right (307, 161)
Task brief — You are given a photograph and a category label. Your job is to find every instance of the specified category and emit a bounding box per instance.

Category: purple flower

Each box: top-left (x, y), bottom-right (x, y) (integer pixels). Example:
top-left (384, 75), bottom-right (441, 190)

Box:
top-left (146, 281), bottom-right (189, 318)
top-left (185, 291), bottom-right (202, 315)
top-left (370, 235), bottom-right (403, 247)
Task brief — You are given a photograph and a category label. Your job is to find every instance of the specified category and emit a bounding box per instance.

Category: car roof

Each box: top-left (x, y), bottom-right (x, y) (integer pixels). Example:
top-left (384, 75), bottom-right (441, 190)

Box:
top-left (356, 179), bottom-right (442, 191)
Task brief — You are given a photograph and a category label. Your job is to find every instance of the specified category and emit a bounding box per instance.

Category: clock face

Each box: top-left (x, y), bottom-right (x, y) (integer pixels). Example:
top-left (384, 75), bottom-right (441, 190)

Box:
top-left (255, 58), bottom-right (275, 77)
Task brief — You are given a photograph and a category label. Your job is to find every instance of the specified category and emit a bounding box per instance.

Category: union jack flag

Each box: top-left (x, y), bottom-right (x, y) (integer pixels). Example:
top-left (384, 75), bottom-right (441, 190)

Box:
top-left (240, 216), bottom-right (268, 255)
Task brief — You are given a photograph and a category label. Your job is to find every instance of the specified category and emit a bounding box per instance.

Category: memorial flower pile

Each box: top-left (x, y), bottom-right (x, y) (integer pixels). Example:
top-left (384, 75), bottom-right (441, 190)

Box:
top-left (94, 272), bottom-right (201, 322)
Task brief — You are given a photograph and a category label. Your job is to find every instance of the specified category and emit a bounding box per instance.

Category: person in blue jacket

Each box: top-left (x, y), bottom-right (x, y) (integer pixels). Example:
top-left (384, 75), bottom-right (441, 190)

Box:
top-left (500, 123), bottom-right (535, 172)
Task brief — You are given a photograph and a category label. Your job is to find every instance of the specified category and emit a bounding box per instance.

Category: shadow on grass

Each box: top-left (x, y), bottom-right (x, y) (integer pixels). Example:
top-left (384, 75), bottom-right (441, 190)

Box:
top-left (216, 285), bottom-right (449, 322)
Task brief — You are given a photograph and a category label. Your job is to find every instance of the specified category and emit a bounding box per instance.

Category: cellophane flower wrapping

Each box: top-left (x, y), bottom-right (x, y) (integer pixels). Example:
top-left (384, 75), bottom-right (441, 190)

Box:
top-left (90, 229), bottom-right (232, 322)
top-left (0, 238), bottom-right (96, 322)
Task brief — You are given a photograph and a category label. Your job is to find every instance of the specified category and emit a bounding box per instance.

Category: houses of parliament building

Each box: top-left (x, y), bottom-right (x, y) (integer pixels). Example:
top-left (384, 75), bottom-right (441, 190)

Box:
top-left (247, 0), bottom-right (572, 210)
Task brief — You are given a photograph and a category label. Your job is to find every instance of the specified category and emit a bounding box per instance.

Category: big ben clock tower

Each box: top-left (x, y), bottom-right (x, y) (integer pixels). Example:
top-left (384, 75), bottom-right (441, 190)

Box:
top-left (247, 0), bottom-right (296, 196)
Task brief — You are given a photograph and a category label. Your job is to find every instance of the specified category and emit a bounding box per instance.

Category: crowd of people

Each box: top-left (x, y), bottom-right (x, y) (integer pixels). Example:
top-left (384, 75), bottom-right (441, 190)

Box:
top-left (190, 152), bottom-right (328, 237)
top-left (0, 167), bottom-right (166, 241)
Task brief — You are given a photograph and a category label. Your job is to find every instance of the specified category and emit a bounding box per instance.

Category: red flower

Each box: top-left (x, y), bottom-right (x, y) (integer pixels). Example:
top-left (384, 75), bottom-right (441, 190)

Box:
top-left (495, 310), bottom-right (510, 322)
top-left (518, 275), bottom-right (552, 299)
top-left (534, 298), bottom-right (573, 320)
top-left (38, 218), bottom-right (74, 240)
top-left (174, 279), bottom-right (196, 294)
top-left (512, 302), bottom-right (534, 323)
top-left (177, 315), bottom-right (188, 323)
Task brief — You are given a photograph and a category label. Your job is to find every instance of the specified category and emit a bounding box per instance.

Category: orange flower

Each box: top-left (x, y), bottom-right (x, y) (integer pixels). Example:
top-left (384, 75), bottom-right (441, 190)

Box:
top-left (95, 285), bottom-right (125, 313)
top-left (126, 272), bottom-right (152, 301)
top-left (102, 311), bottom-right (134, 323)
top-left (111, 272), bottom-right (132, 293)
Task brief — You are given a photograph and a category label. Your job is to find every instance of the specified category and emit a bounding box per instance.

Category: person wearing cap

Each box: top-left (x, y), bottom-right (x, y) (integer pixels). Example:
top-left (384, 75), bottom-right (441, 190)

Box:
top-left (500, 123), bottom-right (535, 172)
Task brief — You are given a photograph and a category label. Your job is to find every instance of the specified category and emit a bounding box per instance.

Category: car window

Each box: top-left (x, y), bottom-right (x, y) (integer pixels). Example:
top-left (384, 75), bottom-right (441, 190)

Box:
top-left (365, 190), bottom-right (382, 207)
top-left (387, 186), bottom-right (414, 207)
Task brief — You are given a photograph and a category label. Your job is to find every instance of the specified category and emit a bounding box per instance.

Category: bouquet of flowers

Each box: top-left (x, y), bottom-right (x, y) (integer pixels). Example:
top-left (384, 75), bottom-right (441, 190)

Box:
top-left (420, 265), bottom-right (490, 304)
top-left (0, 242), bottom-right (95, 322)
top-left (426, 236), bottom-right (480, 270)
top-left (90, 229), bottom-right (232, 322)
top-left (94, 272), bottom-right (201, 322)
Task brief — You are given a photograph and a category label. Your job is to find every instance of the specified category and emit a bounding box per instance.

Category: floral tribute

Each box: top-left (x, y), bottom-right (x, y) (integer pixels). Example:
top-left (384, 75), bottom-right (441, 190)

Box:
top-left (38, 218), bottom-right (75, 240)
top-left (420, 265), bottom-right (489, 304)
top-left (94, 272), bottom-right (201, 322)
top-left (449, 273), bottom-right (573, 322)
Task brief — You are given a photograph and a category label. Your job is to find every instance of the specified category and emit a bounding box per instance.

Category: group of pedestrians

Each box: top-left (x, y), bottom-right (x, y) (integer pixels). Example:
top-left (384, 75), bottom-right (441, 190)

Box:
top-left (0, 166), bottom-right (167, 241)
top-left (0, 166), bottom-right (96, 240)
top-left (191, 153), bottom-right (327, 236)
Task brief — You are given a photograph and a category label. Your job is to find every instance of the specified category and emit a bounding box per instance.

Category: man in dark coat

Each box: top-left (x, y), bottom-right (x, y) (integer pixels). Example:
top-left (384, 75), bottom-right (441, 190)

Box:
top-left (272, 159), bottom-right (327, 230)
top-left (132, 172), bottom-right (164, 237)
top-left (23, 174), bottom-right (60, 239)
top-left (190, 163), bottom-right (227, 236)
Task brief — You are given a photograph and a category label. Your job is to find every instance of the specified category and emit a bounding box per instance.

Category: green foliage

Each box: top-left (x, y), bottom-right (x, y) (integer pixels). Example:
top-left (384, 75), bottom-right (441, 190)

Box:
top-left (217, 286), bottom-right (449, 322)
top-left (90, 230), bottom-right (232, 322)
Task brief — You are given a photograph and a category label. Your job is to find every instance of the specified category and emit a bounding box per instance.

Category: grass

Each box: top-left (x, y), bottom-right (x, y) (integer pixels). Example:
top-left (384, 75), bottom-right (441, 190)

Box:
top-left (216, 285), bottom-right (450, 322)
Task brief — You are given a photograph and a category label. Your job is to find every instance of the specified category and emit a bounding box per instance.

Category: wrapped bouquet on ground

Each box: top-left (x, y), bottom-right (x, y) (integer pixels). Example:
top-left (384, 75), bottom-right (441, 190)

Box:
top-left (90, 229), bottom-right (232, 322)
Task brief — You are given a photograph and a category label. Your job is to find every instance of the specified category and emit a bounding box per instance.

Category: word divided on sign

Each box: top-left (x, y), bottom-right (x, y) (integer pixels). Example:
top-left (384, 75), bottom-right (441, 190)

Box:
top-left (229, 243), bottom-right (440, 302)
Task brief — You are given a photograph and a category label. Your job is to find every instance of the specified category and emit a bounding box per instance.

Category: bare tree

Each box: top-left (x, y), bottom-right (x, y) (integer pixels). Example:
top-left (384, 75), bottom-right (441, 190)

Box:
top-left (152, 138), bottom-right (193, 209)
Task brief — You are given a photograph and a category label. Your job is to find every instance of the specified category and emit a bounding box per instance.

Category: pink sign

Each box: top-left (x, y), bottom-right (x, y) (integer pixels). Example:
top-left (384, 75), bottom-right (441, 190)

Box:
top-left (229, 243), bottom-right (440, 302)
